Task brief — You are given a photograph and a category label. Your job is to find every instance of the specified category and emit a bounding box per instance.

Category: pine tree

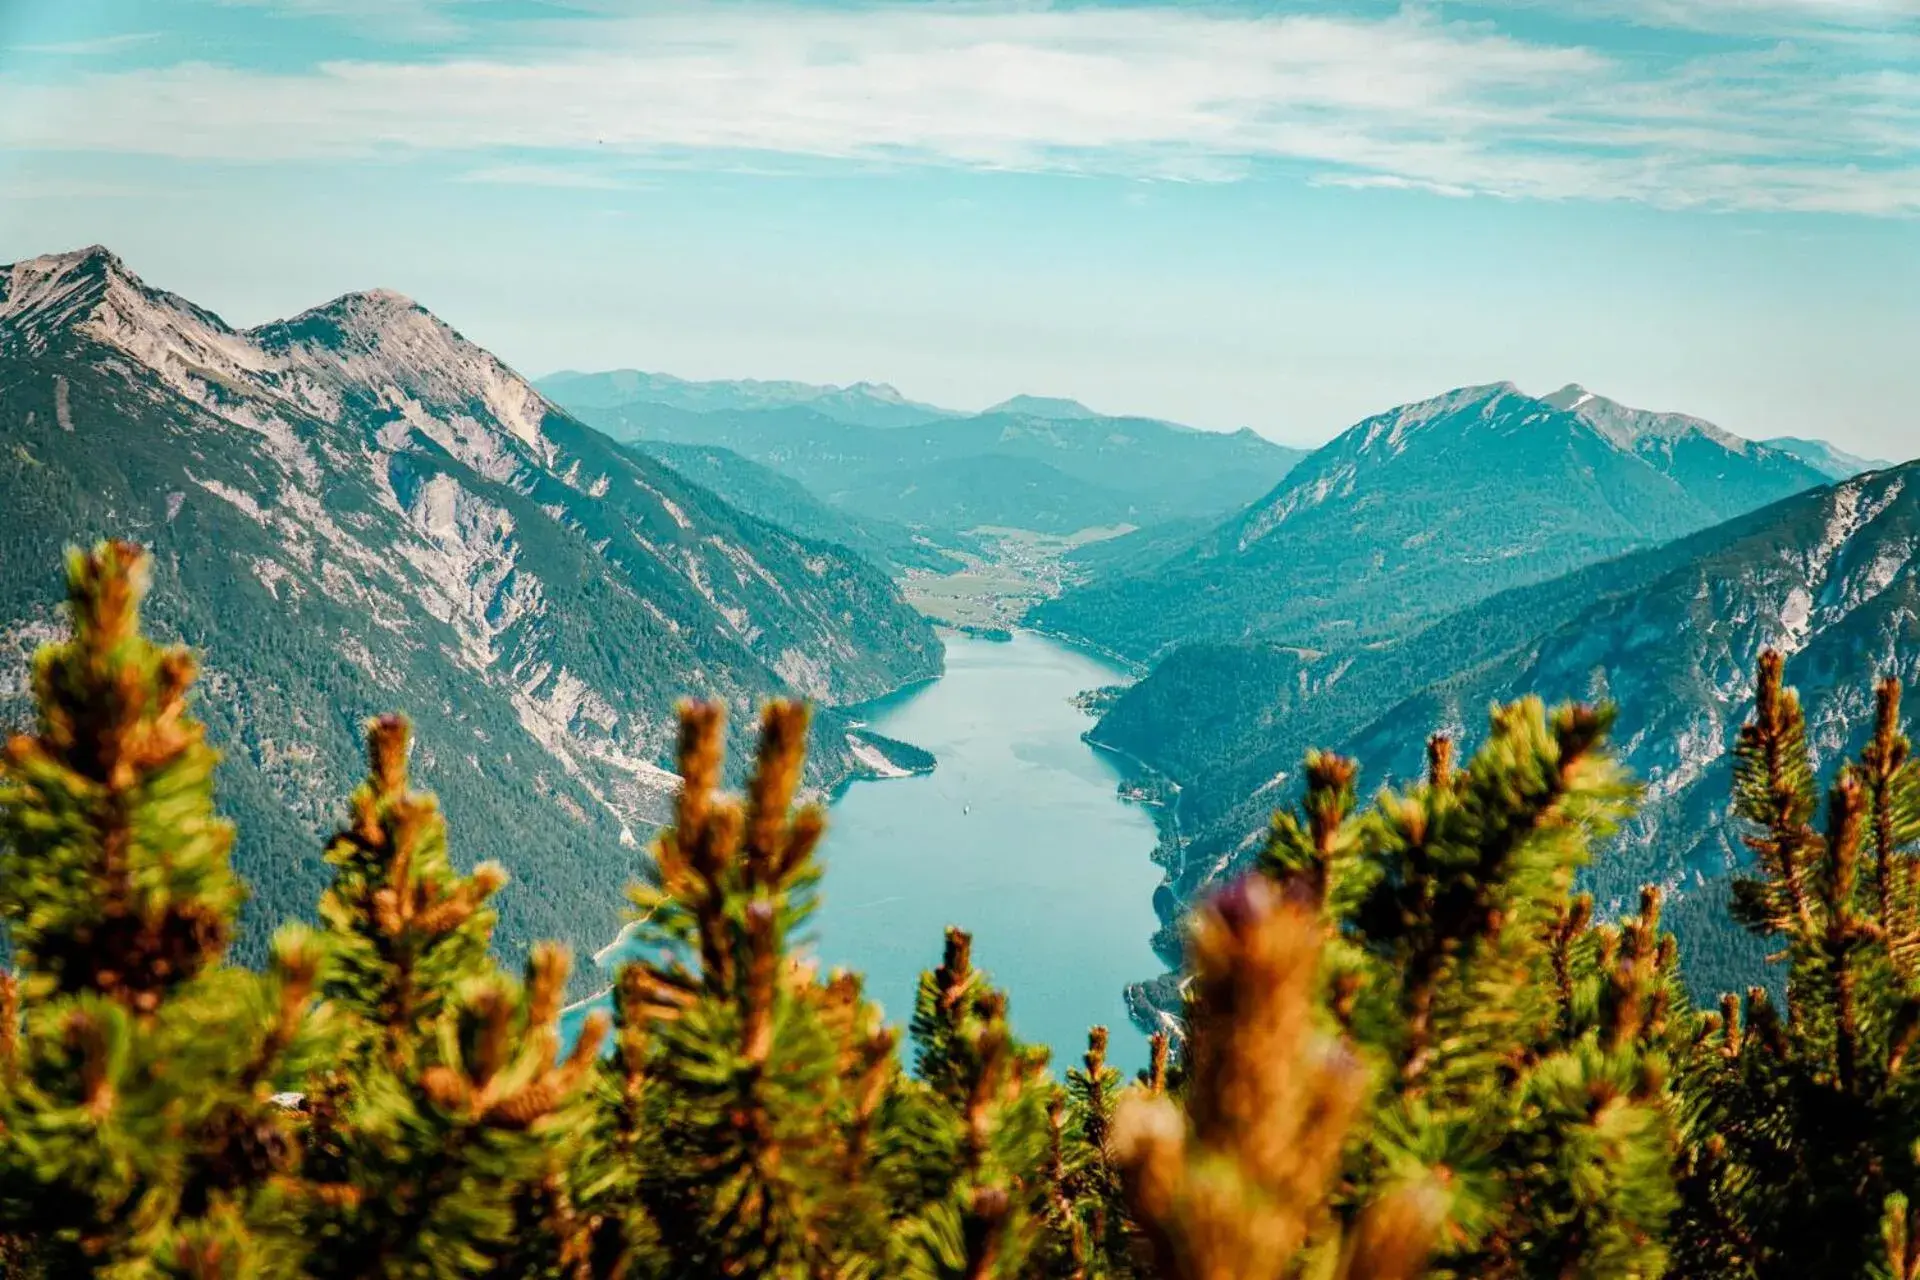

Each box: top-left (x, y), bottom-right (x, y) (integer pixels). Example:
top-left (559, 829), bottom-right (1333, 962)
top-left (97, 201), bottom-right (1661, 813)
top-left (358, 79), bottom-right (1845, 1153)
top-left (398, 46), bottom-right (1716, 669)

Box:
top-left (617, 698), bottom-right (900, 1277)
top-left (1109, 872), bottom-right (1441, 1280)
top-left (299, 713), bottom-right (608, 1279)
top-left (1677, 649), bottom-right (1920, 1276)
top-left (1042, 1026), bottom-right (1141, 1278)
top-left (1254, 699), bottom-right (1685, 1278)
top-left (891, 925), bottom-right (1055, 1279)
top-left (313, 714), bottom-right (510, 1071)
top-left (0, 541), bottom-right (332, 1276)
top-left (557, 963), bottom-right (665, 1279)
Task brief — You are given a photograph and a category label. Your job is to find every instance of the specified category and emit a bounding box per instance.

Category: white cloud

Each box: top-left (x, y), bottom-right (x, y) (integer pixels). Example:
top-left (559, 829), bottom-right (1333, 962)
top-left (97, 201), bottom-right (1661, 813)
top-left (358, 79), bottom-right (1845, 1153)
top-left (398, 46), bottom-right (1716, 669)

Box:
top-left (1314, 173), bottom-right (1481, 198)
top-left (1471, 0), bottom-right (1920, 34)
top-left (209, 0), bottom-right (472, 42)
top-left (8, 32), bottom-right (162, 56)
top-left (455, 162), bottom-right (639, 188)
top-left (0, 3), bottom-right (1913, 214)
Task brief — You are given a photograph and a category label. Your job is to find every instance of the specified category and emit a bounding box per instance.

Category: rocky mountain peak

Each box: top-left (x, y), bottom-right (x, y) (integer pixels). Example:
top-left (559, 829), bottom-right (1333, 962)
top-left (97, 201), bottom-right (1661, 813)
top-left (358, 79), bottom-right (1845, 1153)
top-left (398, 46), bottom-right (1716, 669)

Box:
top-left (1541, 382), bottom-right (1751, 455)
top-left (0, 249), bottom-right (115, 345)
top-left (3, 245), bottom-right (189, 342)
top-left (250, 289), bottom-right (551, 449)
top-left (1541, 382), bottom-right (1597, 411)
top-left (252, 288), bottom-right (443, 355)
top-left (1372, 380), bottom-right (1519, 430)
top-left (987, 394), bottom-right (1102, 420)
top-left (0, 245), bottom-right (288, 408)
top-left (0, 246), bottom-right (555, 462)
top-left (4, 243), bottom-right (126, 295)
top-left (1301, 381), bottom-right (1528, 469)
top-left (1227, 381), bottom-right (1537, 550)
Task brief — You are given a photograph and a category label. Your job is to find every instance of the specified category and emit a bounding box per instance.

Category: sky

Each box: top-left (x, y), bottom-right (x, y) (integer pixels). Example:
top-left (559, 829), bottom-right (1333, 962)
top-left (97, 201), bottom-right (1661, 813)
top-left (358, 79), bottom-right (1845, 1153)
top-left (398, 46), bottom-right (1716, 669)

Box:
top-left (0, 0), bottom-right (1914, 455)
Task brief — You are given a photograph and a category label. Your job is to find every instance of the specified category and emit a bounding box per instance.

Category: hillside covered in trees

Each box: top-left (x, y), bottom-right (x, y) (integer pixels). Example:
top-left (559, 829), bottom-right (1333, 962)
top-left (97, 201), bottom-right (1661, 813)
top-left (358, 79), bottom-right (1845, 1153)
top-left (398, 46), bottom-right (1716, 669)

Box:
top-left (0, 246), bottom-right (944, 980)
top-left (1097, 460), bottom-right (1920, 1012)
top-left (1033, 383), bottom-right (1829, 664)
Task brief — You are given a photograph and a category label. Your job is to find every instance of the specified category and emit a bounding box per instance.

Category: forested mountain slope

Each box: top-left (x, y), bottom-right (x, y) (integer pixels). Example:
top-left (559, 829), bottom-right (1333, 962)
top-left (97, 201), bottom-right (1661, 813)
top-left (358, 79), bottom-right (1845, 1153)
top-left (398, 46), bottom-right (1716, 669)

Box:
top-left (0, 245), bottom-right (941, 971)
top-left (1036, 382), bottom-right (1829, 662)
top-left (627, 439), bottom-right (967, 573)
top-left (546, 388), bottom-right (1305, 537)
top-left (1103, 464), bottom-right (1920, 999)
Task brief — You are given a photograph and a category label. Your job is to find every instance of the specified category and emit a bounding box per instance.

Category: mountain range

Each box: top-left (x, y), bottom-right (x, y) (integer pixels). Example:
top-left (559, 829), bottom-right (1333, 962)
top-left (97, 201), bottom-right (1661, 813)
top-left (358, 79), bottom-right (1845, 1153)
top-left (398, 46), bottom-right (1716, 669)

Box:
top-left (0, 246), bottom-right (942, 976)
top-left (6, 241), bottom-right (1910, 1030)
top-left (1098, 460), bottom-right (1920, 1012)
top-left (624, 439), bottom-right (970, 575)
top-left (537, 368), bottom-right (958, 429)
top-left (539, 378), bottom-right (1306, 541)
top-left (1764, 435), bottom-right (1896, 481)
top-left (1034, 381), bottom-right (1834, 662)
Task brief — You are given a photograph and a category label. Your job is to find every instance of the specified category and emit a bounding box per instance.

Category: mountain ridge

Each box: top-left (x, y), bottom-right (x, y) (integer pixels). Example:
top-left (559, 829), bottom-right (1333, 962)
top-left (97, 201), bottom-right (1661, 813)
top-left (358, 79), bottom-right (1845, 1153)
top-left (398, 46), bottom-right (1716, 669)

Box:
top-left (534, 368), bottom-right (959, 429)
top-left (983, 394), bottom-right (1104, 421)
top-left (0, 244), bottom-right (943, 976)
top-left (1035, 380), bottom-right (1831, 662)
top-left (625, 439), bottom-right (969, 574)
top-left (1097, 462), bottom-right (1920, 1009)
top-left (547, 391), bottom-right (1308, 540)
top-left (1764, 434), bottom-right (1898, 480)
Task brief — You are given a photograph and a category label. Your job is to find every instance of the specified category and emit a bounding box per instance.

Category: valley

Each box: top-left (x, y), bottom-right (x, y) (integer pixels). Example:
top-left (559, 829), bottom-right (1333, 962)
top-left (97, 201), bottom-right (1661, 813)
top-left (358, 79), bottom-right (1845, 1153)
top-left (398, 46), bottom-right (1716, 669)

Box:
top-left (566, 630), bottom-right (1165, 1075)
top-left (897, 525), bottom-right (1136, 636)
top-left (5, 241), bottom-right (1914, 1050)
top-left (544, 361), bottom-right (1910, 1034)
top-left (7, 7), bottom-right (1916, 1267)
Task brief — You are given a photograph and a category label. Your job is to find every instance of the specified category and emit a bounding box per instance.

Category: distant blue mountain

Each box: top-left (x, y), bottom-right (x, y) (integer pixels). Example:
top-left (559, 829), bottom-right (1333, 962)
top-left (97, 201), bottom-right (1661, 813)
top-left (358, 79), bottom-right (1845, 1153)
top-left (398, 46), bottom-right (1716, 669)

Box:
top-left (1763, 435), bottom-right (1897, 480)
top-left (535, 368), bottom-right (959, 429)
top-left (983, 394), bottom-right (1104, 421)
top-left (546, 379), bottom-right (1307, 538)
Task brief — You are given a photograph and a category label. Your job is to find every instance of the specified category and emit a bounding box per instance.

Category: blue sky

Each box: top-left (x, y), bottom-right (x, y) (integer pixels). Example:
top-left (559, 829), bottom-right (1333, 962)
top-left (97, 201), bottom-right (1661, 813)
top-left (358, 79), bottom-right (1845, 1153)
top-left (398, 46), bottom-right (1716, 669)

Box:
top-left (0, 0), bottom-right (1915, 454)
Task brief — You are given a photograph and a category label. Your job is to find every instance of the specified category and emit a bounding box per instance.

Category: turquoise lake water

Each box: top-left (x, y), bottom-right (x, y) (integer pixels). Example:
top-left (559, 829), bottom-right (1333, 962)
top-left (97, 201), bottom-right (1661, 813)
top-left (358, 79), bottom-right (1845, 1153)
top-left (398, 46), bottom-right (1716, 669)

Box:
top-left (565, 629), bottom-right (1164, 1075)
top-left (812, 630), bottom-right (1162, 1074)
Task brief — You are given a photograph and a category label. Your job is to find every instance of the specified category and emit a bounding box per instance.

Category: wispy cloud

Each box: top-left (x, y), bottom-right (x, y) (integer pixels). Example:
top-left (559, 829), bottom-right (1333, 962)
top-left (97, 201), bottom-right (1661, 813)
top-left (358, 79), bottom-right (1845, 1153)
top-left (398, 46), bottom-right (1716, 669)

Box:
top-left (210, 0), bottom-right (473, 42)
top-left (0, 3), bottom-right (1913, 214)
top-left (1471, 0), bottom-right (1920, 35)
top-left (1313, 173), bottom-right (1480, 198)
top-left (9, 32), bottom-right (162, 57)
top-left (455, 162), bottom-right (639, 188)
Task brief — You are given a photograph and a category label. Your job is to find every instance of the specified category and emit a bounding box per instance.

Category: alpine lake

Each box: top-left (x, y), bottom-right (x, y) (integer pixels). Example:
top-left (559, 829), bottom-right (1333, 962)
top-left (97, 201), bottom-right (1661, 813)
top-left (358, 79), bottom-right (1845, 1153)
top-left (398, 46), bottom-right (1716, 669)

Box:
top-left (565, 630), bottom-right (1165, 1075)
